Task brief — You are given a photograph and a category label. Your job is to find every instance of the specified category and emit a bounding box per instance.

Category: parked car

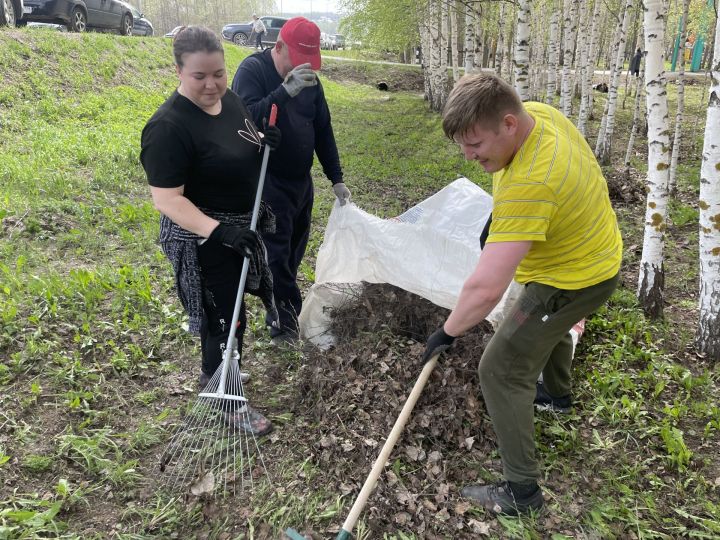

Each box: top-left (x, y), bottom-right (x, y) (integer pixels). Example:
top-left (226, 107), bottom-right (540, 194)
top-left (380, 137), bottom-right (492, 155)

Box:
top-left (0, 0), bottom-right (24, 26)
top-left (164, 25), bottom-right (182, 38)
top-left (320, 31), bottom-right (330, 49)
top-left (22, 0), bottom-right (134, 34)
top-left (125, 3), bottom-right (151, 36)
top-left (328, 33), bottom-right (345, 50)
top-left (221, 16), bottom-right (287, 47)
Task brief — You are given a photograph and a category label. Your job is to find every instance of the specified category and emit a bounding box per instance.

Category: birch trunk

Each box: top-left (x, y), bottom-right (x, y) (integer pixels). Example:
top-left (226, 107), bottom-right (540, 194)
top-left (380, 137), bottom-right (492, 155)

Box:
top-left (503, 7), bottom-right (514, 82)
top-left (597, 0), bottom-right (633, 165)
top-left (464, 2), bottom-right (476, 73)
top-left (495, 1), bottom-right (506, 76)
top-left (625, 68), bottom-right (645, 171)
top-left (637, 0), bottom-right (670, 318)
top-left (668, 0), bottom-right (690, 193)
top-left (697, 13), bottom-right (720, 359)
top-left (560, 0), bottom-right (579, 115)
top-left (450, 2), bottom-right (460, 82)
top-left (474, 6), bottom-right (483, 70)
top-left (577, 0), bottom-right (603, 135)
top-left (594, 18), bottom-right (623, 156)
top-left (546, 8), bottom-right (561, 103)
top-left (438, 0), bottom-right (449, 108)
top-left (513, 0), bottom-right (531, 100)
top-left (571, 0), bottom-right (588, 99)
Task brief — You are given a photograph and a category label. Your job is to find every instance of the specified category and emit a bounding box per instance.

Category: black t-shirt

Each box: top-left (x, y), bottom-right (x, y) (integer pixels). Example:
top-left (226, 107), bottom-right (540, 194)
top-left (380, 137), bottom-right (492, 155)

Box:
top-left (140, 90), bottom-right (263, 212)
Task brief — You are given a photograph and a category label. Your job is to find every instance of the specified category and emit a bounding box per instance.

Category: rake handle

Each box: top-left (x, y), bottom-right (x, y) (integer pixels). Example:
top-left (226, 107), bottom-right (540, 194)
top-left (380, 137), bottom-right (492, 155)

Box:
top-left (217, 104), bottom-right (278, 395)
top-left (336, 353), bottom-right (440, 539)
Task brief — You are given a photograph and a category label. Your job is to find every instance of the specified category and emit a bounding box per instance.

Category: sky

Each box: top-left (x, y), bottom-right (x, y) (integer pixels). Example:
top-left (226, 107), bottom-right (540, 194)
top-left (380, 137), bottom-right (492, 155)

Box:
top-left (276, 0), bottom-right (341, 14)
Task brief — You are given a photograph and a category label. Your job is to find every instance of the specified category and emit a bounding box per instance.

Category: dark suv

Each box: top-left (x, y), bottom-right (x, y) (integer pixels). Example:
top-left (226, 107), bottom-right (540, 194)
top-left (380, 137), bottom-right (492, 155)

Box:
top-left (0, 0), bottom-right (25, 26)
top-left (221, 16), bottom-right (287, 47)
top-left (22, 0), bottom-right (133, 34)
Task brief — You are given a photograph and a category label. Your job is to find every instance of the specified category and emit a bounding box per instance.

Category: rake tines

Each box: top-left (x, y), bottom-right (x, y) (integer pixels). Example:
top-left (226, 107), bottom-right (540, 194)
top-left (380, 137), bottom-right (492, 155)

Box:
top-left (160, 355), bottom-right (271, 496)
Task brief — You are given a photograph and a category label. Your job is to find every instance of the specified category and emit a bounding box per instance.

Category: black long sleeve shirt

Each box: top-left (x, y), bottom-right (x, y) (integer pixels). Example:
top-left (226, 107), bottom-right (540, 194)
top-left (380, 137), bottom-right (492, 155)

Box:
top-left (231, 49), bottom-right (343, 184)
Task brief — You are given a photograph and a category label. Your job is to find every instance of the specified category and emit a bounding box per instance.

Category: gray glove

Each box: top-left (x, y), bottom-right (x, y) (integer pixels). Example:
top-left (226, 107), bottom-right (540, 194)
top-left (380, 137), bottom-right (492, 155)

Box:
top-left (332, 182), bottom-right (351, 206)
top-left (282, 63), bottom-right (317, 97)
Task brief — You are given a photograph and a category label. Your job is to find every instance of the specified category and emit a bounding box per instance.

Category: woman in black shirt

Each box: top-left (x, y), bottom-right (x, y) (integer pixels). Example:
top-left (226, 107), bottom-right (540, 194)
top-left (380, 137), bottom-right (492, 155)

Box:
top-left (140, 26), bottom-right (279, 436)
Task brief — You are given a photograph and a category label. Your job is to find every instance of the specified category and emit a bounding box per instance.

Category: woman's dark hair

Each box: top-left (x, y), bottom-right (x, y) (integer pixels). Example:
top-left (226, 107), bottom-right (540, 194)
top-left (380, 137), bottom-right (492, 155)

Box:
top-left (173, 26), bottom-right (224, 67)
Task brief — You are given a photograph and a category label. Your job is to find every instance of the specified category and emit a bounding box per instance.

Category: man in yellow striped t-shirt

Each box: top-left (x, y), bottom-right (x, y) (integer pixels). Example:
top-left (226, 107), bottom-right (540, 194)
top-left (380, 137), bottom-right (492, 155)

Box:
top-left (422, 74), bottom-right (622, 516)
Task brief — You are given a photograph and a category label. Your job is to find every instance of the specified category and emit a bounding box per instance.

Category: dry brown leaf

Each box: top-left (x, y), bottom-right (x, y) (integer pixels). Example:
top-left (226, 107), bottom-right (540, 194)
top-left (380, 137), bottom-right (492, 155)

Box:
top-left (454, 501), bottom-right (471, 515)
top-left (189, 472), bottom-right (214, 496)
top-left (468, 518), bottom-right (491, 535)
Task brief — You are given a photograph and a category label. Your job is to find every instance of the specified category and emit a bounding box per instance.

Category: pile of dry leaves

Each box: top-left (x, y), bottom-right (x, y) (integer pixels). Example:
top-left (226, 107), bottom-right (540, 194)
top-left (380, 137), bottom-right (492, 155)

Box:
top-left (288, 284), bottom-right (505, 537)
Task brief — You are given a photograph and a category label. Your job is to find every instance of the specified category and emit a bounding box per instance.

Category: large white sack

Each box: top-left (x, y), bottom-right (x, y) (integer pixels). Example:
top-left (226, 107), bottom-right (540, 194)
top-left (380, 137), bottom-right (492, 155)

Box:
top-left (299, 178), bottom-right (524, 348)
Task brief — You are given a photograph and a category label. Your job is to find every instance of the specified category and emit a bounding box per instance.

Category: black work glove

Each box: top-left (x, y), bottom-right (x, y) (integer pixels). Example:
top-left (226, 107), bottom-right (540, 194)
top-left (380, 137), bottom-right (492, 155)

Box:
top-left (422, 326), bottom-right (456, 362)
top-left (208, 224), bottom-right (259, 257)
top-left (262, 120), bottom-right (281, 150)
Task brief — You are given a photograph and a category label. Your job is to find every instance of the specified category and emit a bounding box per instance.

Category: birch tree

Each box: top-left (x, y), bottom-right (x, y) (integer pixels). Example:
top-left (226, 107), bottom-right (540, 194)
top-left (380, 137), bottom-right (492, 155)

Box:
top-left (546, 8), bottom-right (561, 103)
top-left (637, 0), bottom-right (671, 318)
top-left (668, 0), bottom-right (690, 194)
top-left (577, 0), bottom-right (603, 135)
top-left (464, 2), bottom-right (477, 73)
top-left (503, 6), bottom-right (514, 81)
top-left (494, 1), bottom-right (506, 76)
top-left (560, 0), bottom-right (579, 115)
top-left (697, 13), bottom-right (720, 358)
top-left (625, 61), bottom-right (645, 175)
top-left (596, 0), bottom-right (634, 165)
top-left (450, 2), bottom-right (460, 83)
top-left (514, 0), bottom-right (531, 100)
top-left (473, 5), bottom-right (483, 70)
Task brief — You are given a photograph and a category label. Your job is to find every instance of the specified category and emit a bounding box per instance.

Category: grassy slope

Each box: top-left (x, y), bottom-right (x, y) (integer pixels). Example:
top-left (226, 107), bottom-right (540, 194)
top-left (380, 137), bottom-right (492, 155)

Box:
top-left (0, 29), bottom-right (718, 539)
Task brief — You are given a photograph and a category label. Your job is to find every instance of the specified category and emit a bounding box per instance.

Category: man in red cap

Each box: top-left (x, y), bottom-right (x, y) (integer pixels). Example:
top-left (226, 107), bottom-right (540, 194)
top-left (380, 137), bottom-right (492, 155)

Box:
top-left (231, 17), bottom-right (350, 346)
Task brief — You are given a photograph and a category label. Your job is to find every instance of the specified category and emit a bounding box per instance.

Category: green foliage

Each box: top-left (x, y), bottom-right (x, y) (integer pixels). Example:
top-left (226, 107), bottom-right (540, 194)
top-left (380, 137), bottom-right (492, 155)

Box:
top-left (339, 0), bottom-right (422, 52)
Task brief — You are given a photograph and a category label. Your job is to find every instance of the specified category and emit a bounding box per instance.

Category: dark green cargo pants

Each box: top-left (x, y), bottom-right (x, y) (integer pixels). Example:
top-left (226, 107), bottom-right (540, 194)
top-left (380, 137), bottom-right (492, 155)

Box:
top-left (477, 273), bottom-right (619, 483)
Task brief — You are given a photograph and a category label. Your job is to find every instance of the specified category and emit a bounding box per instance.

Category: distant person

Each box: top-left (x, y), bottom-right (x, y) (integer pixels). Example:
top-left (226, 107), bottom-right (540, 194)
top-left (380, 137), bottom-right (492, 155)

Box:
top-left (231, 17), bottom-right (350, 346)
top-left (423, 73), bottom-right (621, 516)
top-left (629, 48), bottom-right (642, 77)
top-left (140, 26), bottom-right (281, 436)
top-left (252, 14), bottom-right (266, 50)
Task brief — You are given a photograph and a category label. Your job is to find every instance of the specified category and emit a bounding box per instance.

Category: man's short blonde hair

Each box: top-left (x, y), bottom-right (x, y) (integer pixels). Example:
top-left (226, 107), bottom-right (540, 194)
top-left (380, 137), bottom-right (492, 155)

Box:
top-left (442, 74), bottom-right (523, 139)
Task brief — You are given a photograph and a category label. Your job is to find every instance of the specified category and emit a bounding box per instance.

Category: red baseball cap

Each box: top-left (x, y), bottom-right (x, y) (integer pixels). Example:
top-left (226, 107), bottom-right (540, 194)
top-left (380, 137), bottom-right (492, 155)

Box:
top-left (279, 17), bottom-right (322, 70)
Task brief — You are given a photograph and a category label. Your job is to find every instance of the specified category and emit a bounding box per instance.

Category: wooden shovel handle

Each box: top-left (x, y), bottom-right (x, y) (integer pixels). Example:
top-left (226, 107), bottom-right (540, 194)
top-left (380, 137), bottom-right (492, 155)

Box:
top-left (338, 354), bottom-right (440, 537)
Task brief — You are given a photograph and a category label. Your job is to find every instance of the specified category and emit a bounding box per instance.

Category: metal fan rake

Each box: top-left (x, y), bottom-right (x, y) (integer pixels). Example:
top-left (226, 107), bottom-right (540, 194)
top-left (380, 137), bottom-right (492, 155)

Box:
top-left (159, 104), bottom-right (278, 496)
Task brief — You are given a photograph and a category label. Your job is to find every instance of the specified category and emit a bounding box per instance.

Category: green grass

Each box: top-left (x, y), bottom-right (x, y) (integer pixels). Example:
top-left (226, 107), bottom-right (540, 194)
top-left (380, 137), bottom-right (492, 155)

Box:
top-left (0, 28), bottom-right (718, 539)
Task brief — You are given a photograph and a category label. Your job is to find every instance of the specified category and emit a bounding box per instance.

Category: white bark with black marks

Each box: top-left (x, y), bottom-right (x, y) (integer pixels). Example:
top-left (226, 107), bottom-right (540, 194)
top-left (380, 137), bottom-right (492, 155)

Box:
top-left (637, 0), bottom-right (670, 318)
top-left (577, 0), bottom-right (603, 135)
top-left (697, 13), bottom-right (720, 359)
top-left (546, 8), bottom-right (561, 103)
top-left (669, 0), bottom-right (690, 193)
top-left (560, 0), bottom-right (579, 115)
top-left (597, 0), bottom-right (633, 164)
top-left (514, 0), bottom-right (531, 100)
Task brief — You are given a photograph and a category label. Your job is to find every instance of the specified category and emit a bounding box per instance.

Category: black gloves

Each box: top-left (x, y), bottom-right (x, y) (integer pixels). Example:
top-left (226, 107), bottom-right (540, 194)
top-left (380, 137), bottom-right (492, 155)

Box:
top-left (422, 326), bottom-right (456, 362)
top-left (208, 224), bottom-right (259, 256)
top-left (262, 124), bottom-right (281, 150)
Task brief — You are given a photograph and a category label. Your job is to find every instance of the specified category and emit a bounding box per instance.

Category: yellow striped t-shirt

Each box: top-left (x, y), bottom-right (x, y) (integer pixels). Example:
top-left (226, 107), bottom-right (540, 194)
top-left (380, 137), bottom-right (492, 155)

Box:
top-left (487, 102), bottom-right (622, 289)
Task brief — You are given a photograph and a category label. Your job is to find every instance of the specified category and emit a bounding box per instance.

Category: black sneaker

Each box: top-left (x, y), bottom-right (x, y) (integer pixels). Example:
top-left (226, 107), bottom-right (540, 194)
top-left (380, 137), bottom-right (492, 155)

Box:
top-left (534, 382), bottom-right (572, 413)
top-left (461, 481), bottom-right (544, 516)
